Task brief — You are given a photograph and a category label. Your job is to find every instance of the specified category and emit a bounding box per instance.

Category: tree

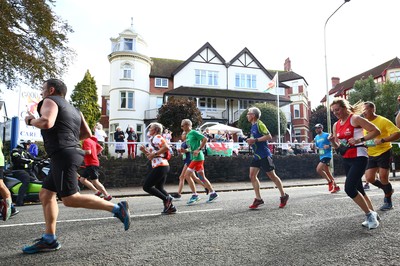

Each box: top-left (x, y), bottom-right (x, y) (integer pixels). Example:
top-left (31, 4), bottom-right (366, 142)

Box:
top-left (237, 103), bottom-right (287, 139)
top-left (157, 97), bottom-right (202, 139)
top-left (374, 81), bottom-right (400, 124)
top-left (309, 105), bottom-right (337, 137)
top-left (0, 0), bottom-right (74, 89)
top-left (348, 75), bottom-right (379, 104)
top-left (70, 70), bottom-right (100, 131)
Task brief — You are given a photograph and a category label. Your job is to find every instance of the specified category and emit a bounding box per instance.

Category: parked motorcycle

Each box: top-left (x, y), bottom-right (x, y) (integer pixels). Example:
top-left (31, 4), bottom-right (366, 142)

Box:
top-left (1, 159), bottom-right (50, 204)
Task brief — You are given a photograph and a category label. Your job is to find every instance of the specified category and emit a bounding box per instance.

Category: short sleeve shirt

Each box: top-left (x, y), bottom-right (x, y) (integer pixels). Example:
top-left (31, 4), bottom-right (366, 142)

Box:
top-left (186, 130), bottom-right (205, 161)
top-left (314, 132), bottom-right (332, 159)
top-left (364, 115), bottom-right (400, 157)
top-left (250, 120), bottom-right (272, 160)
top-left (149, 135), bottom-right (169, 168)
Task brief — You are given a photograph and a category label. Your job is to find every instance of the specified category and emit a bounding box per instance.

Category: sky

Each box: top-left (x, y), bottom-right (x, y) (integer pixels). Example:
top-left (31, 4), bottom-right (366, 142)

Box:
top-left (3, 0), bottom-right (400, 118)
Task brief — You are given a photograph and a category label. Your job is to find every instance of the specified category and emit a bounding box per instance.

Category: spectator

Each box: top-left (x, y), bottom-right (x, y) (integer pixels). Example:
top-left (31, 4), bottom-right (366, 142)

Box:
top-left (126, 126), bottom-right (137, 159)
top-left (11, 142), bottom-right (37, 206)
top-left (114, 127), bottom-right (125, 159)
top-left (214, 130), bottom-right (224, 142)
top-left (27, 140), bottom-right (38, 158)
top-left (162, 129), bottom-right (172, 144)
top-left (203, 128), bottom-right (214, 142)
top-left (94, 123), bottom-right (107, 147)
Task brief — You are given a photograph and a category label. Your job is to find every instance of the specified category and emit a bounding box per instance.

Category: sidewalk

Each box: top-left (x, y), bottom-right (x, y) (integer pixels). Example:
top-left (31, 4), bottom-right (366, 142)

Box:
top-left (83, 175), bottom-right (349, 198)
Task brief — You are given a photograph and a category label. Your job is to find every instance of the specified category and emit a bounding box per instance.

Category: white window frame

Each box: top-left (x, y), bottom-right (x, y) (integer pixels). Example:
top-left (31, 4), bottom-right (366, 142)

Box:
top-left (122, 63), bottom-right (133, 79)
top-left (235, 73), bottom-right (256, 89)
top-left (292, 82), bottom-right (299, 94)
top-left (155, 78), bottom-right (168, 88)
top-left (195, 70), bottom-right (219, 86)
top-left (123, 38), bottom-right (133, 51)
top-left (293, 104), bottom-right (300, 118)
top-left (199, 97), bottom-right (216, 111)
top-left (120, 91), bottom-right (134, 109)
top-left (239, 100), bottom-right (262, 110)
top-left (389, 70), bottom-right (400, 82)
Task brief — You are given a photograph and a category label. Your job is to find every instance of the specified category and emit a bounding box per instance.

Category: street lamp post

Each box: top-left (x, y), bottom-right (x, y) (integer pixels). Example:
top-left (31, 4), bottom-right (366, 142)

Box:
top-left (324, 0), bottom-right (350, 135)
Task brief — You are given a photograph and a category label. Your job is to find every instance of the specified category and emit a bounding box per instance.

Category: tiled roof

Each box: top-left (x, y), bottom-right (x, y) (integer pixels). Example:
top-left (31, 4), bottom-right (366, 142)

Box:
top-left (165, 86), bottom-right (291, 107)
top-left (322, 57), bottom-right (400, 102)
top-left (269, 70), bottom-right (308, 86)
top-left (150, 58), bottom-right (184, 78)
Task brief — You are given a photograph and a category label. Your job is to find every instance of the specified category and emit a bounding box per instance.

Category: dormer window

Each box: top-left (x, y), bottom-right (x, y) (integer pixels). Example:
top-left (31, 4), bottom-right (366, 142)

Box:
top-left (123, 38), bottom-right (133, 51)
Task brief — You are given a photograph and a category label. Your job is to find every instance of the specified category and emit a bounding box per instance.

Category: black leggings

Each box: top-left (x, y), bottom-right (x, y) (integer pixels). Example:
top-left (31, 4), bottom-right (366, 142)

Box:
top-left (143, 165), bottom-right (170, 201)
top-left (343, 157), bottom-right (368, 198)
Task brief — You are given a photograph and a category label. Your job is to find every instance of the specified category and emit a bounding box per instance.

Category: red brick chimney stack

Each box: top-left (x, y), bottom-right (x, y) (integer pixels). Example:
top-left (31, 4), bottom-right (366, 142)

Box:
top-left (284, 58), bottom-right (291, 71)
top-left (331, 77), bottom-right (340, 89)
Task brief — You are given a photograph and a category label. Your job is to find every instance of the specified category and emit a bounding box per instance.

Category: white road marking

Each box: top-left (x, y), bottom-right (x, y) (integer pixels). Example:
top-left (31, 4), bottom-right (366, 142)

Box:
top-left (0, 208), bottom-right (223, 228)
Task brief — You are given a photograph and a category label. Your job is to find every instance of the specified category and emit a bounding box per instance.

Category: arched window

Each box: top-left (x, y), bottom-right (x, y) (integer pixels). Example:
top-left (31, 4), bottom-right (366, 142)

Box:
top-left (122, 63), bottom-right (132, 79)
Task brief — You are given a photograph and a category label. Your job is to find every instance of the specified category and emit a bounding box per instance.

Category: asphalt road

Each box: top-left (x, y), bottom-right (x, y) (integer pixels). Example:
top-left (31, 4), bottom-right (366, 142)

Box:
top-left (1, 182), bottom-right (399, 266)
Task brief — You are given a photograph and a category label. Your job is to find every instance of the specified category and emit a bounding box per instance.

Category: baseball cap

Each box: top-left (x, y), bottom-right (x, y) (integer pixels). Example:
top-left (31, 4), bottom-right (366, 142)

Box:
top-left (314, 124), bottom-right (323, 129)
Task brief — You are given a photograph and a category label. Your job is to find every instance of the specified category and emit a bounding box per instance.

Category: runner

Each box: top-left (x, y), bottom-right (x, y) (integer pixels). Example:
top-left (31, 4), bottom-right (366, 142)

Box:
top-left (22, 78), bottom-right (130, 254)
top-left (313, 123), bottom-right (340, 193)
top-left (245, 107), bottom-right (289, 209)
top-left (362, 101), bottom-right (400, 211)
top-left (139, 122), bottom-right (176, 214)
top-left (181, 119), bottom-right (218, 205)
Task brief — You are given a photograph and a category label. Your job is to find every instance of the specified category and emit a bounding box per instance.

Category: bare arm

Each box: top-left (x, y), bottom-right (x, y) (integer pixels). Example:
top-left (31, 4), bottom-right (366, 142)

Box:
top-left (25, 98), bottom-right (58, 129)
top-left (328, 122), bottom-right (339, 148)
top-left (349, 115), bottom-right (380, 145)
top-left (79, 112), bottom-right (92, 140)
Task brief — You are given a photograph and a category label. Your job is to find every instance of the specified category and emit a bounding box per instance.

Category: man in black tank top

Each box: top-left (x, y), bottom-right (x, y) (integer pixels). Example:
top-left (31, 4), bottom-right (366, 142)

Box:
top-left (22, 79), bottom-right (131, 254)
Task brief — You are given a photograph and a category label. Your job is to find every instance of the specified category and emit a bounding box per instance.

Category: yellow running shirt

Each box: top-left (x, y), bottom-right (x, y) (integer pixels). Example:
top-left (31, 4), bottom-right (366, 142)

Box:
top-left (364, 115), bottom-right (400, 157)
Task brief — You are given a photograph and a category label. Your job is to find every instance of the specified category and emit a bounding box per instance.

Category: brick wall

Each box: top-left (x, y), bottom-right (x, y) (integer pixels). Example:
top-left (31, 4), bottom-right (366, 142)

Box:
top-left (99, 154), bottom-right (346, 188)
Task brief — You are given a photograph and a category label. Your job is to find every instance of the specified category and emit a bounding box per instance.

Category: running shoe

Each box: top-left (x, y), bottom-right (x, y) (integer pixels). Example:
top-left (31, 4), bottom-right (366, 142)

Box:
top-left (0, 204), bottom-right (18, 220)
top-left (363, 183), bottom-right (370, 190)
top-left (279, 193), bottom-right (289, 208)
top-left (328, 181), bottom-right (333, 192)
top-left (114, 201), bottom-right (131, 231)
top-left (187, 194), bottom-right (201, 205)
top-left (162, 204), bottom-right (177, 215)
top-left (331, 186), bottom-right (340, 194)
top-left (164, 195), bottom-right (173, 210)
top-left (362, 213), bottom-right (381, 228)
top-left (22, 237), bottom-right (61, 254)
top-left (11, 205), bottom-right (19, 216)
top-left (366, 211), bottom-right (379, 230)
top-left (379, 197), bottom-right (393, 211)
top-left (103, 195), bottom-right (113, 201)
top-left (207, 192), bottom-right (219, 203)
top-left (94, 191), bottom-right (102, 197)
top-left (170, 193), bottom-right (182, 200)
top-left (249, 198), bottom-right (264, 209)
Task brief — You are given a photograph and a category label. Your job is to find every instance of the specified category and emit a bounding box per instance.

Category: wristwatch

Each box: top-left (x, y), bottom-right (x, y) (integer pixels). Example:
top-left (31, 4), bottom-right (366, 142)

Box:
top-left (381, 139), bottom-right (386, 143)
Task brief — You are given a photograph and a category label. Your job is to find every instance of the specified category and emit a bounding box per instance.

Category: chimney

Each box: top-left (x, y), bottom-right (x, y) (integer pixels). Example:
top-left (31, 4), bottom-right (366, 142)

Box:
top-left (331, 77), bottom-right (340, 88)
top-left (284, 58), bottom-right (291, 71)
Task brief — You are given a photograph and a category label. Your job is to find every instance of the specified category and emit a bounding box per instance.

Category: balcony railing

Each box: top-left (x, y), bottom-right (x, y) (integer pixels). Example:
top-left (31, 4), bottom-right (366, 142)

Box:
top-left (199, 108), bottom-right (227, 120)
top-left (233, 109), bottom-right (245, 121)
